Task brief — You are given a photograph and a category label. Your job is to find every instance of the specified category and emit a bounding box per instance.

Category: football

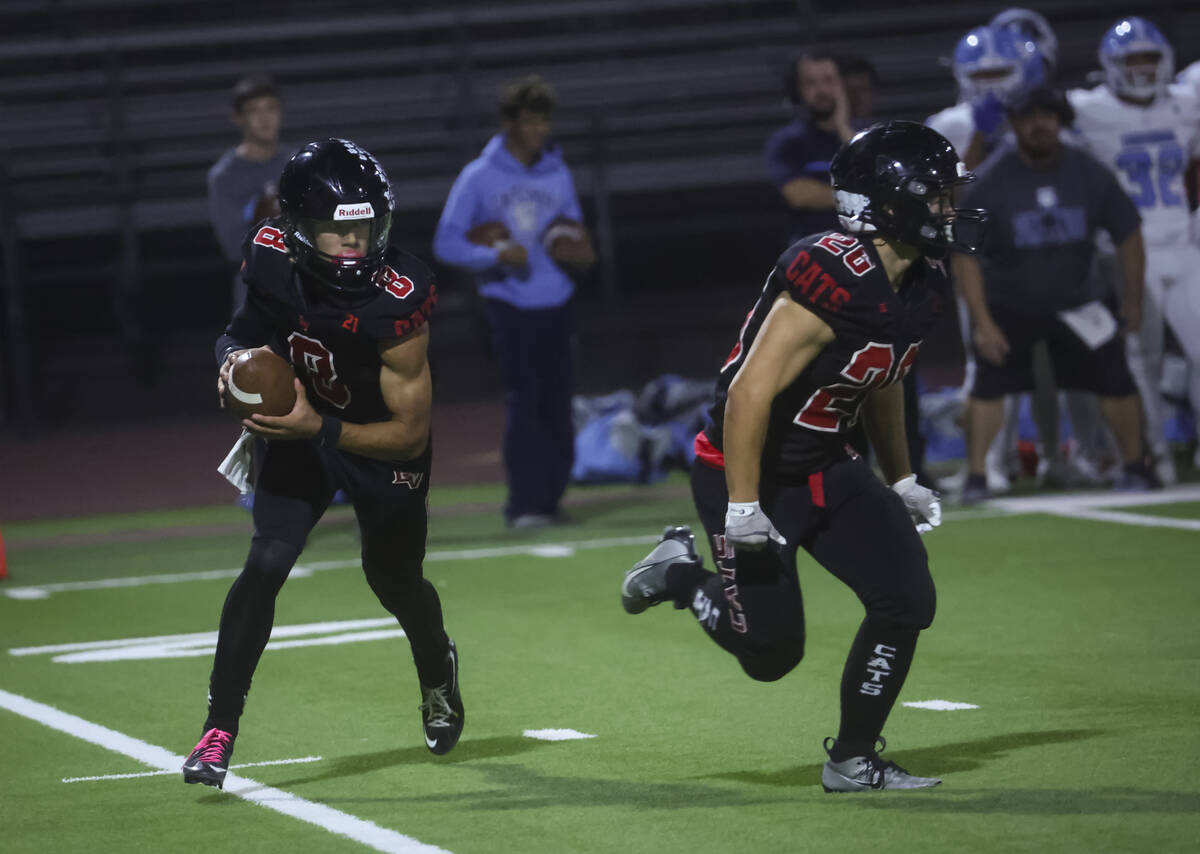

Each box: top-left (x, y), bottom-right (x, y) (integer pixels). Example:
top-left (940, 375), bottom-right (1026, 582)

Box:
top-left (541, 216), bottom-right (585, 252)
top-left (542, 217), bottom-right (594, 267)
top-left (466, 220), bottom-right (511, 247)
top-left (225, 348), bottom-right (297, 419)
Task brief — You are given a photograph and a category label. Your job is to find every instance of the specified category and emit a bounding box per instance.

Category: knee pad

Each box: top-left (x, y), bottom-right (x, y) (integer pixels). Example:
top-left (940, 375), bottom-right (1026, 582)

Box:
top-left (868, 582), bottom-right (936, 631)
top-left (737, 635), bottom-right (805, 683)
top-left (243, 538), bottom-right (301, 595)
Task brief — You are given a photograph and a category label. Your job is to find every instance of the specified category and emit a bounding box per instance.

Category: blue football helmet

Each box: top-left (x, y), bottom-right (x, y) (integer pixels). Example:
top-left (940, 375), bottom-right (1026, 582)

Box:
top-left (1100, 18), bottom-right (1174, 101)
top-left (990, 8), bottom-right (1058, 74)
top-left (953, 25), bottom-right (1044, 105)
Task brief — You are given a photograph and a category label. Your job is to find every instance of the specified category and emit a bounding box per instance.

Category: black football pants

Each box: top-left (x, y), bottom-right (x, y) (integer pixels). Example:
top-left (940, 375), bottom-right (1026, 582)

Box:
top-left (668, 455), bottom-right (936, 750)
top-left (204, 437), bottom-right (449, 735)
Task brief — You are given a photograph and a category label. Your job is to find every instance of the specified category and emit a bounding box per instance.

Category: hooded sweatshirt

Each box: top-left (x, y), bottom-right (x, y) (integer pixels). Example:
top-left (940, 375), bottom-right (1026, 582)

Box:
top-left (433, 133), bottom-right (584, 309)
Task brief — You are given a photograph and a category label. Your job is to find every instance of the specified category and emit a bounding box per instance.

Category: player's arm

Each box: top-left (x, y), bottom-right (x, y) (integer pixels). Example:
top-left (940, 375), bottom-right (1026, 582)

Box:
top-left (1115, 228), bottom-right (1145, 332)
top-left (861, 380), bottom-right (912, 485)
top-left (332, 327), bottom-right (432, 460)
top-left (433, 173), bottom-right (521, 270)
top-left (780, 177), bottom-right (835, 210)
top-left (207, 172), bottom-right (252, 264)
top-left (214, 282), bottom-right (275, 408)
top-left (549, 178), bottom-right (597, 269)
top-left (864, 379), bottom-right (942, 533)
top-left (961, 132), bottom-right (989, 171)
top-left (724, 293), bottom-right (834, 503)
top-left (950, 252), bottom-right (1009, 366)
top-left (766, 129), bottom-right (837, 211)
top-left (247, 325), bottom-right (432, 461)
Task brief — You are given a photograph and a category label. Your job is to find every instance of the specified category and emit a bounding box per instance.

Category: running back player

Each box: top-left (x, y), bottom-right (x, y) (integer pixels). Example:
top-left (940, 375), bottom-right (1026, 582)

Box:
top-left (182, 138), bottom-right (463, 789)
top-left (621, 121), bottom-right (986, 792)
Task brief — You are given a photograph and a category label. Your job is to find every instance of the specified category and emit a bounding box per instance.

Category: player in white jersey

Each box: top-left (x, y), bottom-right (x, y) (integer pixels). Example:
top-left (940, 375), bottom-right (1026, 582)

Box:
top-left (927, 24), bottom-right (1043, 170)
top-left (1177, 60), bottom-right (1200, 249)
top-left (1069, 17), bottom-right (1200, 480)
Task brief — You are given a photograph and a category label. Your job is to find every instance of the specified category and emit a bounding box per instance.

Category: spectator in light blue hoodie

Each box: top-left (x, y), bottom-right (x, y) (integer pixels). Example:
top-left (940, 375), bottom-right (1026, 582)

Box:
top-left (434, 75), bottom-right (596, 528)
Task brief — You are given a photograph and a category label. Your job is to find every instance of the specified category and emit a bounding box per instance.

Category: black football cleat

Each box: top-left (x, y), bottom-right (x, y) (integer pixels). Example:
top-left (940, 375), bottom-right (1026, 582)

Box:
top-left (182, 727), bottom-right (235, 789)
top-left (621, 525), bottom-right (701, 614)
top-left (420, 638), bottom-right (464, 755)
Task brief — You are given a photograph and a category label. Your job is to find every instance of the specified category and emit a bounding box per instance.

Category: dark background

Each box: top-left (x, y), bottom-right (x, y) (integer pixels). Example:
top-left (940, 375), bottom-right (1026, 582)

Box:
top-left (1, 1), bottom-right (1197, 476)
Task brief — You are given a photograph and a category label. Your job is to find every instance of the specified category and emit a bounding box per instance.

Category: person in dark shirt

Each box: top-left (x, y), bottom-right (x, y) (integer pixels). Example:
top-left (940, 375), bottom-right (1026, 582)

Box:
top-left (207, 76), bottom-right (294, 313)
top-left (765, 53), bottom-right (858, 245)
top-left (837, 55), bottom-right (879, 125)
top-left (954, 86), bottom-right (1154, 500)
top-left (181, 139), bottom-right (463, 790)
top-left (622, 122), bottom-right (987, 792)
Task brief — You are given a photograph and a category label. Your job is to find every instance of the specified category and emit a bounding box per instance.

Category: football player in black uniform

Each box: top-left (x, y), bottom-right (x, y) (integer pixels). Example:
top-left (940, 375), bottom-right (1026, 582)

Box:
top-left (182, 139), bottom-right (463, 789)
top-left (621, 121), bottom-right (986, 792)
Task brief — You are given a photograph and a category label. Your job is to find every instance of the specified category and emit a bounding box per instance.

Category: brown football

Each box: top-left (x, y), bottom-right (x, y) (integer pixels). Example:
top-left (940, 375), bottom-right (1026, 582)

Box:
top-left (541, 217), bottom-right (594, 267)
top-left (225, 349), bottom-right (297, 418)
top-left (466, 220), bottom-right (511, 247)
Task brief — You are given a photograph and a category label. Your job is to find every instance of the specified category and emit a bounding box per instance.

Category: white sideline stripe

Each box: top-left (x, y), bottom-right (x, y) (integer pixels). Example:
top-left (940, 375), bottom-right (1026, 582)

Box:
top-left (1036, 507), bottom-right (1200, 531)
top-left (523, 728), bottom-right (597, 741)
top-left (63, 755), bottom-right (323, 782)
top-left (3, 535), bottom-right (664, 599)
top-left (0, 688), bottom-right (449, 854)
top-left (10, 618), bottom-right (396, 656)
top-left (7, 490), bottom-right (1197, 601)
top-left (989, 484), bottom-right (1200, 511)
top-left (988, 484), bottom-right (1200, 532)
top-left (52, 629), bottom-right (409, 663)
top-left (903, 700), bottom-right (980, 711)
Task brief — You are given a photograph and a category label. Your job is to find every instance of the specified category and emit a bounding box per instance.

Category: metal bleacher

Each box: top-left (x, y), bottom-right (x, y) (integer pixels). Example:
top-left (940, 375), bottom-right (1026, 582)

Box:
top-left (1, 0), bottom-right (1195, 430)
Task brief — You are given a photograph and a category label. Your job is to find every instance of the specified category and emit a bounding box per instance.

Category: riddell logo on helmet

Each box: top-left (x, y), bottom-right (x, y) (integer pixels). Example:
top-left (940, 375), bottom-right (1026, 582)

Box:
top-left (333, 203), bottom-right (374, 221)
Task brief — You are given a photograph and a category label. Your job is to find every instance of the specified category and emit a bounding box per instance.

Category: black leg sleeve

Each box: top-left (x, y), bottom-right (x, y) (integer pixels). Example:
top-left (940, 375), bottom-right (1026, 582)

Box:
top-left (206, 538), bottom-right (301, 734)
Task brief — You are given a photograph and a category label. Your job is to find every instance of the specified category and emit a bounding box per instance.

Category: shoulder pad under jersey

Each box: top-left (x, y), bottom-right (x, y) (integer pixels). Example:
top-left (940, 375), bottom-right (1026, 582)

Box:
top-left (775, 231), bottom-right (884, 320)
top-left (240, 219), bottom-right (295, 301)
top-left (358, 246), bottom-right (439, 340)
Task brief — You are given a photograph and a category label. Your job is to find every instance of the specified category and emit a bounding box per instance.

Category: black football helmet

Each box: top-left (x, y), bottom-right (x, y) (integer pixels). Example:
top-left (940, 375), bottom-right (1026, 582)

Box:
top-left (277, 138), bottom-right (395, 300)
top-left (830, 120), bottom-right (987, 259)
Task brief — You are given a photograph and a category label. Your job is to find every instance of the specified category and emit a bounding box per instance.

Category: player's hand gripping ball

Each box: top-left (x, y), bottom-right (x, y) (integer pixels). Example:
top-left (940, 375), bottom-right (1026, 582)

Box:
top-left (224, 349), bottom-right (297, 418)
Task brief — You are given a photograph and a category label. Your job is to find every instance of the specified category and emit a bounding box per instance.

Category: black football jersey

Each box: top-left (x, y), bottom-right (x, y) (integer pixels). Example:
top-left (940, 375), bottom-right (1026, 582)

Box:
top-left (217, 218), bottom-right (438, 424)
top-left (704, 230), bottom-right (943, 480)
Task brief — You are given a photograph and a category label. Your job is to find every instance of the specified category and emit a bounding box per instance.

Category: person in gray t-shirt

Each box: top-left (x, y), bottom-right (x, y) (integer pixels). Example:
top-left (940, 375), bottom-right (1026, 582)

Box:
top-left (207, 76), bottom-right (293, 311)
top-left (953, 85), bottom-right (1155, 498)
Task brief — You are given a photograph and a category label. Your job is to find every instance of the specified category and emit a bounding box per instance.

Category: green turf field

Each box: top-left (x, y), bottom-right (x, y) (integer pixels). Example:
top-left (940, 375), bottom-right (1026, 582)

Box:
top-left (3, 477), bottom-right (1199, 854)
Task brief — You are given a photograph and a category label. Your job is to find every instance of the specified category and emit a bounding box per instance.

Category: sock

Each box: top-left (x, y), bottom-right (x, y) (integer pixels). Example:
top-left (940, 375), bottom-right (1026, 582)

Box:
top-left (665, 560), bottom-right (717, 610)
top-left (830, 617), bottom-right (920, 760)
top-left (965, 472), bottom-right (987, 491)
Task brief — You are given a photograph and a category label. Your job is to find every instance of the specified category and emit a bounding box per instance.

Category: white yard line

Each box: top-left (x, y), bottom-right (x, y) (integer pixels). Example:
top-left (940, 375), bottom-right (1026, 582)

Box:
top-left (988, 484), bottom-right (1200, 512)
top-left (9, 618), bottom-right (397, 657)
top-left (0, 688), bottom-right (448, 854)
top-left (5, 491), bottom-right (1197, 601)
top-left (988, 484), bottom-right (1200, 531)
top-left (63, 755), bottom-right (323, 783)
top-left (9, 618), bottom-right (407, 664)
top-left (1032, 507), bottom-right (1200, 531)
top-left (3, 535), bottom-right (662, 599)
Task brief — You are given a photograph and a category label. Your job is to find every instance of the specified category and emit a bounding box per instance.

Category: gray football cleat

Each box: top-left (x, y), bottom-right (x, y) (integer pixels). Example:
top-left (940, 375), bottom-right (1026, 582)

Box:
top-left (621, 526), bottom-right (701, 614)
top-left (821, 737), bottom-right (941, 792)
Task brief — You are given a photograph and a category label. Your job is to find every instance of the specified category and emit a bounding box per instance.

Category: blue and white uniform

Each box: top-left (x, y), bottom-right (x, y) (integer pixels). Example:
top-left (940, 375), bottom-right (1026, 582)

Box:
top-left (1069, 25), bottom-right (1200, 474)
